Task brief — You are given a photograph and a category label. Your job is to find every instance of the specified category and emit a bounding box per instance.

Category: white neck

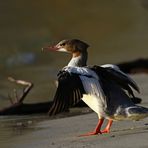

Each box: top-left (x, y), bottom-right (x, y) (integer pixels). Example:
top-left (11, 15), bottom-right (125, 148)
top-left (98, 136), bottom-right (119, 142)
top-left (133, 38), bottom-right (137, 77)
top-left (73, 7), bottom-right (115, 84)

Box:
top-left (67, 51), bottom-right (88, 67)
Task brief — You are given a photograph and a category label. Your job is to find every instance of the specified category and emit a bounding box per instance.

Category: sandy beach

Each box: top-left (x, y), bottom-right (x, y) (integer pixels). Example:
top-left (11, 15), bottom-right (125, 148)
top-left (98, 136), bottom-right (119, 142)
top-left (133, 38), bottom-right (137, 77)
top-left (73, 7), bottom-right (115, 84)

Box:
top-left (0, 75), bottom-right (147, 148)
top-left (3, 112), bottom-right (147, 148)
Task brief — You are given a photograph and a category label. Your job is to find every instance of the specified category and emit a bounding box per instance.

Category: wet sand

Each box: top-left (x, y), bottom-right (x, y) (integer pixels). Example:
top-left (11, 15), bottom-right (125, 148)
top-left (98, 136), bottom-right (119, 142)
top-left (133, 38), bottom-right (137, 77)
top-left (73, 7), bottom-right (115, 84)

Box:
top-left (1, 75), bottom-right (148, 148)
top-left (4, 112), bottom-right (148, 148)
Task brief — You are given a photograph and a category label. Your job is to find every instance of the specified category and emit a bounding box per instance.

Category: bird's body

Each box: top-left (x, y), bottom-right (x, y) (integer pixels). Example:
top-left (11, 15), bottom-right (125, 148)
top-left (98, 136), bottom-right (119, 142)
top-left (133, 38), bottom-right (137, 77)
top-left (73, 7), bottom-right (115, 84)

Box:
top-left (57, 66), bottom-right (147, 121)
top-left (43, 39), bottom-right (148, 136)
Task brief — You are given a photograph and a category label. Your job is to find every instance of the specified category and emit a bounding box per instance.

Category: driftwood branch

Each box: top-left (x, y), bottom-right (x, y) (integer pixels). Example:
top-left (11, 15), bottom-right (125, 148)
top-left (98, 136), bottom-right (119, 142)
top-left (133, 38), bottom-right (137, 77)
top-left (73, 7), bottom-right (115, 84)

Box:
top-left (8, 77), bottom-right (33, 103)
top-left (0, 77), bottom-right (54, 115)
top-left (0, 58), bottom-right (148, 115)
top-left (0, 76), bottom-right (86, 115)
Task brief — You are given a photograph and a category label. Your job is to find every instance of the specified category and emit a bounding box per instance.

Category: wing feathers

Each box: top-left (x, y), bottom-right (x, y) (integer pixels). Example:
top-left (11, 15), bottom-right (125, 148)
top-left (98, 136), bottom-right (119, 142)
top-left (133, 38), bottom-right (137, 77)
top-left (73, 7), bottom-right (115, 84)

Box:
top-left (107, 67), bottom-right (140, 93)
top-left (49, 65), bottom-right (140, 116)
top-left (48, 71), bottom-right (85, 115)
top-left (90, 66), bottom-right (140, 103)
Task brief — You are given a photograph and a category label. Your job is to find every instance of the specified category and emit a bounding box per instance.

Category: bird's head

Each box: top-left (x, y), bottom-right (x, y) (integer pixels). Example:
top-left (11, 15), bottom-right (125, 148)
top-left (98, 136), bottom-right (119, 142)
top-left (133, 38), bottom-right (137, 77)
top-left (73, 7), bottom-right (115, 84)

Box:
top-left (42, 39), bottom-right (89, 54)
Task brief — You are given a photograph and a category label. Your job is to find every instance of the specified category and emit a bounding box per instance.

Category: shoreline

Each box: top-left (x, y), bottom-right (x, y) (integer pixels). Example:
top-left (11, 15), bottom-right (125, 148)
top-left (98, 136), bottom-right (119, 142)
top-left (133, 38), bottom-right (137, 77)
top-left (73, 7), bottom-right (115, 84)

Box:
top-left (5, 112), bottom-right (148, 148)
top-left (0, 75), bottom-right (148, 148)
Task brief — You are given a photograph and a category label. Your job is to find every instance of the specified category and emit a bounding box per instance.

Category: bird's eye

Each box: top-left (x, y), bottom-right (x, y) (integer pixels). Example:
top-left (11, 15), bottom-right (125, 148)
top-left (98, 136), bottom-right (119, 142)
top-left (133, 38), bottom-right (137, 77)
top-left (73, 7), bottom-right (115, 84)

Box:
top-left (60, 43), bottom-right (65, 46)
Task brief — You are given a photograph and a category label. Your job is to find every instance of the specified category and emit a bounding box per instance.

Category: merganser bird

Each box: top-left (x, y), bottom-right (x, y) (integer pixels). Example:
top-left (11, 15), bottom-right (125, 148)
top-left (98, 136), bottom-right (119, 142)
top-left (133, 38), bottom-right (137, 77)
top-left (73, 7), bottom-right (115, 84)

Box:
top-left (42, 39), bottom-right (148, 136)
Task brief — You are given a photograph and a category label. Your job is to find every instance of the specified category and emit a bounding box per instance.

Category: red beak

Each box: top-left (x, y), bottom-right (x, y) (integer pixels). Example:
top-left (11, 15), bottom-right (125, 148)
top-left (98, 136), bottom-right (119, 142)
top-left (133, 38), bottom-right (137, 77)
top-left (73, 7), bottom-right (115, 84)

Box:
top-left (42, 46), bottom-right (59, 52)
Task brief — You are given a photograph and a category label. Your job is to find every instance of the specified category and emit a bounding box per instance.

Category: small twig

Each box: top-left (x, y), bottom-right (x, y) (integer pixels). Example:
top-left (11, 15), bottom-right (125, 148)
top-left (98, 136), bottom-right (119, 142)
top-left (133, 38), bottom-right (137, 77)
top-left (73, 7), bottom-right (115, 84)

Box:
top-left (8, 77), bottom-right (33, 103)
top-left (13, 89), bottom-right (18, 102)
top-left (8, 77), bottom-right (32, 86)
top-left (8, 94), bottom-right (14, 105)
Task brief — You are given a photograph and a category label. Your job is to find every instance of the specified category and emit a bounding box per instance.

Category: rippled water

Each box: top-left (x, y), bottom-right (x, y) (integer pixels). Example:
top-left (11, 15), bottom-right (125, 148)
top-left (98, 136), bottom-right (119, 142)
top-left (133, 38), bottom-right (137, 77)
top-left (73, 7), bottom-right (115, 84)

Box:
top-left (0, 0), bottom-right (148, 147)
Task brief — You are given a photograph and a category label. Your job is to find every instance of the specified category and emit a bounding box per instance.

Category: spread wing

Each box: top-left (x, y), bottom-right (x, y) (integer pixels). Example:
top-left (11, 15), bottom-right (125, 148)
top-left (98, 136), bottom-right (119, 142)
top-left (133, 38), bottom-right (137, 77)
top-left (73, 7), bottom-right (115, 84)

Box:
top-left (90, 65), bottom-right (140, 103)
top-left (106, 66), bottom-right (139, 93)
top-left (48, 71), bottom-right (86, 115)
top-left (100, 64), bottom-right (139, 93)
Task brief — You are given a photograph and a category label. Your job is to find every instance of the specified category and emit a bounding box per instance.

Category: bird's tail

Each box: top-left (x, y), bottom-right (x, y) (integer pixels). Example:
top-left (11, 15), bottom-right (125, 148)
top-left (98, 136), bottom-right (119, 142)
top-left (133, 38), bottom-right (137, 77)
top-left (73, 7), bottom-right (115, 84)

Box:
top-left (113, 105), bottom-right (148, 121)
top-left (125, 105), bottom-right (148, 120)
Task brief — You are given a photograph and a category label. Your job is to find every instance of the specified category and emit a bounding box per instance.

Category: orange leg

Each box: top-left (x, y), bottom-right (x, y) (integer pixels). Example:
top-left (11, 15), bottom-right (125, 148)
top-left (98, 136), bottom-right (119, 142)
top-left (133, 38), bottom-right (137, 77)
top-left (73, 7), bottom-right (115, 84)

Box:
top-left (79, 118), bottom-right (104, 137)
top-left (101, 119), bottom-right (113, 133)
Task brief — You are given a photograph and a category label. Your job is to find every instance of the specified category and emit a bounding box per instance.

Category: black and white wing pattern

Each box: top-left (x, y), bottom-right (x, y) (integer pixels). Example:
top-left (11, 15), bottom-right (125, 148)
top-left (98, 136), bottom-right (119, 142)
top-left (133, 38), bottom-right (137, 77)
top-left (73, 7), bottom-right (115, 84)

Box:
top-left (48, 70), bottom-right (86, 115)
top-left (101, 64), bottom-right (140, 93)
top-left (90, 65), bottom-right (140, 103)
